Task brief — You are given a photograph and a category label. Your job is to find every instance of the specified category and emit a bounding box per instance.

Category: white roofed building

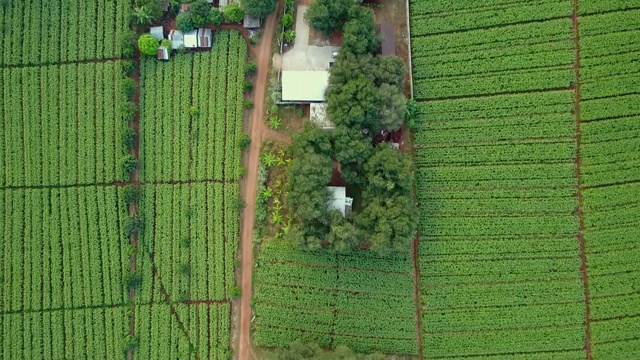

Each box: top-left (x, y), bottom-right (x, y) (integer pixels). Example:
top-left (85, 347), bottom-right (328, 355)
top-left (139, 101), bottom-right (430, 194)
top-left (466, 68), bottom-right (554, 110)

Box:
top-left (327, 186), bottom-right (353, 217)
top-left (150, 26), bottom-right (164, 40)
top-left (168, 29), bottom-right (184, 49)
top-left (281, 71), bottom-right (329, 103)
top-left (184, 29), bottom-right (199, 48)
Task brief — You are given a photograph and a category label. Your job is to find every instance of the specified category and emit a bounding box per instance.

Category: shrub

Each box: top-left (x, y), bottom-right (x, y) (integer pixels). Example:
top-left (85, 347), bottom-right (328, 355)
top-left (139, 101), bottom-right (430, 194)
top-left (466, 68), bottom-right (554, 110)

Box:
top-left (122, 185), bottom-right (141, 205)
top-left (209, 8), bottom-right (223, 25)
top-left (239, 133), bottom-right (252, 149)
top-left (137, 34), bottom-right (159, 56)
top-left (120, 155), bottom-right (138, 175)
top-left (121, 30), bottom-right (137, 58)
top-left (243, 80), bottom-right (253, 91)
top-left (243, 99), bottom-right (254, 109)
top-left (125, 214), bottom-right (144, 236)
top-left (223, 3), bottom-right (245, 23)
top-left (189, 106), bottom-right (200, 118)
top-left (230, 285), bottom-right (241, 299)
top-left (244, 61), bottom-right (257, 75)
top-left (282, 14), bottom-right (294, 28)
top-left (125, 271), bottom-right (142, 290)
top-left (121, 127), bottom-right (137, 150)
top-left (160, 38), bottom-right (172, 51)
top-left (121, 77), bottom-right (137, 98)
top-left (176, 12), bottom-right (195, 32)
top-left (237, 166), bottom-right (247, 178)
top-left (119, 101), bottom-right (138, 122)
top-left (122, 60), bottom-right (136, 74)
top-left (236, 198), bottom-right (246, 211)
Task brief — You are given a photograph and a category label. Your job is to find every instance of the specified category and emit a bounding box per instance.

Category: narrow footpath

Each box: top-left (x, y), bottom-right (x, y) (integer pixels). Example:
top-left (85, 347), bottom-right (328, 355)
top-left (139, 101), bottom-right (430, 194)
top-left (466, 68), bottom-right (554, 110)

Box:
top-left (237, 3), bottom-right (281, 359)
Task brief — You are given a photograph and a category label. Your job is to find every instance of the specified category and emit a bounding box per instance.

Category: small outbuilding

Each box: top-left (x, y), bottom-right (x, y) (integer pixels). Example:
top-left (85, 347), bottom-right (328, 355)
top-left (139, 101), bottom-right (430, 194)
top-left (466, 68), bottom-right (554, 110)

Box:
top-left (180, 3), bottom-right (190, 12)
top-left (168, 29), bottom-right (184, 49)
top-left (198, 28), bottom-right (213, 48)
top-left (184, 29), bottom-right (199, 48)
top-left (157, 46), bottom-right (170, 60)
top-left (243, 15), bottom-right (261, 29)
top-left (379, 23), bottom-right (395, 56)
top-left (281, 71), bottom-right (329, 103)
top-left (219, 0), bottom-right (231, 6)
top-left (150, 26), bottom-right (165, 40)
top-left (327, 186), bottom-right (353, 217)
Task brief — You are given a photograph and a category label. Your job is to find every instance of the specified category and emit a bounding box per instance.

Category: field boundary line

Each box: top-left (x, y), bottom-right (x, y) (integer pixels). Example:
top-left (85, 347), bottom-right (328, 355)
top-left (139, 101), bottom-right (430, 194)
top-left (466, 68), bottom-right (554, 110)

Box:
top-left (571, 1), bottom-right (592, 359)
top-left (405, 0), bottom-right (414, 98)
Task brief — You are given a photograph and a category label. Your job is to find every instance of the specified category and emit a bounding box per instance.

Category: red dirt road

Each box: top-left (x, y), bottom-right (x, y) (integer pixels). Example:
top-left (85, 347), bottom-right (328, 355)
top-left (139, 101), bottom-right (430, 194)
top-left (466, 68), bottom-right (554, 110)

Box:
top-left (238, 3), bottom-right (281, 359)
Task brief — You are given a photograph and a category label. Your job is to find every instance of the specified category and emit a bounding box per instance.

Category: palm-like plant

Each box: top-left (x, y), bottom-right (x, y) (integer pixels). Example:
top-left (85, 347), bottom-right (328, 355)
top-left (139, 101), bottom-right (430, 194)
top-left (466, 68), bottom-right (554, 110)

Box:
top-left (133, 6), bottom-right (153, 25)
top-left (268, 116), bottom-right (281, 130)
top-left (271, 211), bottom-right (283, 224)
top-left (261, 187), bottom-right (273, 199)
top-left (404, 98), bottom-right (418, 127)
top-left (261, 153), bottom-right (277, 167)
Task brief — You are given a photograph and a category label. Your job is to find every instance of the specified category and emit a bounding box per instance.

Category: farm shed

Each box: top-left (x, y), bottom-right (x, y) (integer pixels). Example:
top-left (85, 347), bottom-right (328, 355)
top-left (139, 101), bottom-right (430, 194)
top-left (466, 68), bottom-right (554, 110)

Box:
top-left (219, 0), bottom-right (231, 6)
top-left (379, 24), bottom-right (395, 55)
top-left (327, 186), bottom-right (353, 216)
top-left (198, 28), bottom-right (213, 48)
top-left (310, 102), bottom-right (334, 130)
top-left (169, 29), bottom-right (184, 49)
top-left (184, 29), bottom-right (199, 48)
top-left (157, 46), bottom-right (170, 60)
top-left (281, 71), bottom-right (329, 102)
top-left (150, 26), bottom-right (164, 40)
top-left (243, 15), bottom-right (261, 29)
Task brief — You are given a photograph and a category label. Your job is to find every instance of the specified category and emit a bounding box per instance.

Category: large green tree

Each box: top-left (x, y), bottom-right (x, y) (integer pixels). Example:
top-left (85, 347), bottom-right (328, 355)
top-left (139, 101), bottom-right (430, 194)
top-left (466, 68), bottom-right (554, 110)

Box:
top-left (137, 34), bottom-right (159, 56)
top-left (377, 83), bottom-right (407, 131)
top-left (304, 0), bottom-right (354, 35)
top-left (190, 0), bottom-right (212, 28)
top-left (263, 340), bottom-right (385, 360)
top-left (341, 6), bottom-right (380, 55)
top-left (242, 0), bottom-right (278, 17)
top-left (326, 74), bottom-right (379, 131)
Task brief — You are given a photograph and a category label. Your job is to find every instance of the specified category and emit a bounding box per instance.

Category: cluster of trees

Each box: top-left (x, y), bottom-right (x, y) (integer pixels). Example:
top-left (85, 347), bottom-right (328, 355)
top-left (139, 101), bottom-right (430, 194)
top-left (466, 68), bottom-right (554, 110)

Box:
top-left (263, 341), bottom-right (384, 360)
top-left (286, 2), bottom-right (418, 253)
top-left (176, 0), bottom-right (225, 31)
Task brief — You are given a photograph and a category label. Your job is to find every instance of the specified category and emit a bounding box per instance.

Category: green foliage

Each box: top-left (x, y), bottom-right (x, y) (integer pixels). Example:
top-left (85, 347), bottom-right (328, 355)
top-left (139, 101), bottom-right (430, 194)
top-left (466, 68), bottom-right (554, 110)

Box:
top-left (123, 185), bottom-right (141, 206)
top-left (137, 34), bottom-right (160, 56)
top-left (268, 116), bottom-right (281, 130)
top-left (125, 271), bottom-right (142, 290)
top-left (242, 0), bottom-right (278, 17)
top-left (243, 80), bottom-right (253, 91)
top-left (244, 61), bottom-right (258, 75)
top-left (223, 2), bottom-right (245, 23)
top-left (262, 340), bottom-right (386, 360)
top-left (190, 0), bottom-right (212, 28)
top-left (282, 14), bottom-right (294, 28)
top-left (121, 127), bottom-right (137, 149)
top-left (239, 133), bottom-right (252, 149)
top-left (132, 6), bottom-right (154, 25)
top-left (120, 155), bottom-right (138, 176)
top-left (121, 77), bottom-right (137, 98)
top-left (283, 30), bottom-right (296, 43)
top-left (341, 6), bottom-right (380, 56)
top-left (176, 12), bottom-right (195, 32)
top-left (125, 214), bottom-right (144, 237)
top-left (189, 106), bottom-right (200, 118)
top-left (377, 83), bottom-right (406, 131)
top-left (304, 0), bottom-right (354, 35)
top-left (160, 38), bottom-right (172, 51)
top-left (243, 99), bottom-right (254, 109)
top-left (209, 7), bottom-right (223, 25)
top-left (230, 285), bottom-right (241, 298)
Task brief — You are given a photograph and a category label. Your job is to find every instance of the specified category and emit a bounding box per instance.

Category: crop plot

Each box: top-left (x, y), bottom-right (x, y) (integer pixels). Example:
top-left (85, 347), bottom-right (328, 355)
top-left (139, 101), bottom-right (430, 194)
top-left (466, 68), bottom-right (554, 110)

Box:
top-left (578, 2), bottom-right (640, 358)
top-left (410, 0), bottom-right (588, 357)
top-left (0, 186), bottom-right (129, 359)
top-left (1, 62), bottom-right (130, 187)
top-left (134, 30), bottom-right (247, 359)
top-left (0, 0), bottom-right (131, 66)
top-left (253, 240), bottom-right (418, 355)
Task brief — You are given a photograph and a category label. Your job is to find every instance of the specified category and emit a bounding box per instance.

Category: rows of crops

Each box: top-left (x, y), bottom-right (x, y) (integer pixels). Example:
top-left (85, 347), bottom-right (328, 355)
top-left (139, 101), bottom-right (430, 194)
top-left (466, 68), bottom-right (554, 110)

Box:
top-left (0, 0), bottom-right (131, 66)
top-left (410, 0), bottom-right (590, 358)
top-left (136, 183), bottom-right (239, 303)
top-left (139, 30), bottom-right (246, 183)
top-left (1, 62), bottom-right (130, 187)
top-left (0, 186), bottom-right (129, 358)
top-left (578, 3), bottom-right (640, 357)
top-left (253, 240), bottom-right (418, 355)
top-left (134, 30), bottom-right (247, 358)
top-left (135, 303), bottom-right (230, 360)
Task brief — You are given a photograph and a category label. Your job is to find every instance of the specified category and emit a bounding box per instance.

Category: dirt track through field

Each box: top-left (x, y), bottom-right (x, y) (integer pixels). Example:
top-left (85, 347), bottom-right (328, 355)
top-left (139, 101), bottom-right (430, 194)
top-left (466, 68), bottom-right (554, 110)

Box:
top-left (571, 1), bottom-right (592, 358)
top-left (238, 3), bottom-right (281, 359)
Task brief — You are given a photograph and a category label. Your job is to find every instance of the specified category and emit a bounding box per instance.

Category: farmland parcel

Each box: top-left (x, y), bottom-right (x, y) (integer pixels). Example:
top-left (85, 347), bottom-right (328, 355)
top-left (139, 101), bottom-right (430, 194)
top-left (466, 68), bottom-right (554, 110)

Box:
top-left (410, 0), bottom-right (640, 358)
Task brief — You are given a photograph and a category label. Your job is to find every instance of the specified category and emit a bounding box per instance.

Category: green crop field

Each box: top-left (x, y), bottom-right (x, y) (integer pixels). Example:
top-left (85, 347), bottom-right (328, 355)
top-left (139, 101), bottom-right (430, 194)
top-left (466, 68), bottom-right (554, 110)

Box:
top-left (253, 240), bottom-right (418, 355)
top-left (410, 0), bottom-right (640, 358)
top-left (134, 30), bottom-right (247, 359)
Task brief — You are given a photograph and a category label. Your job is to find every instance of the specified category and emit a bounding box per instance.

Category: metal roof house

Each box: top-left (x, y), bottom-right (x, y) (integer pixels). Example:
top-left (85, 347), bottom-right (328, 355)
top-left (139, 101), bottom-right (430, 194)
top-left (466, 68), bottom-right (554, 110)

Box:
top-left (168, 29), bottom-right (184, 49)
top-left (198, 28), bottom-right (213, 48)
top-left (184, 29), bottom-right (199, 48)
top-left (327, 186), bottom-right (353, 217)
top-left (281, 71), bottom-right (330, 103)
top-left (150, 26), bottom-right (164, 40)
top-left (157, 46), bottom-right (170, 60)
top-left (243, 15), bottom-right (261, 29)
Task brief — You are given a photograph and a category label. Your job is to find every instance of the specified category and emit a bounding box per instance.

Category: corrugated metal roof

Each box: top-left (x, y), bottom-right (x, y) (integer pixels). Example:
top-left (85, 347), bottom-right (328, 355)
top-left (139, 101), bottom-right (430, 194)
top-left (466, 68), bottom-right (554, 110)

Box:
top-left (157, 46), bottom-right (169, 60)
top-left (150, 26), bottom-right (164, 40)
top-left (281, 71), bottom-right (329, 102)
top-left (379, 24), bottom-right (395, 55)
top-left (184, 29), bottom-right (198, 48)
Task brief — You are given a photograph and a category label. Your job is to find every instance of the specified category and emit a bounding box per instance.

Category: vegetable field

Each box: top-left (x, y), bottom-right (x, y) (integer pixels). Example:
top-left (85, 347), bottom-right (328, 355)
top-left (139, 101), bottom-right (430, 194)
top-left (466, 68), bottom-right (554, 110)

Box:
top-left (0, 0), bottom-right (131, 66)
top-left (410, 0), bottom-right (640, 358)
top-left (134, 31), bottom-right (247, 359)
top-left (253, 240), bottom-right (418, 355)
top-left (1, 62), bottom-right (130, 186)
top-left (0, 186), bottom-right (130, 358)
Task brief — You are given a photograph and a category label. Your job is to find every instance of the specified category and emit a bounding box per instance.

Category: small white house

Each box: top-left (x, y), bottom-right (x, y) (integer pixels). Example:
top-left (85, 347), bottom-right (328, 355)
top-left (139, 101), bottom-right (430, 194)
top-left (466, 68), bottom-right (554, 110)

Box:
top-left (150, 26), bottom-right (164, 40)
top-left (184, 29), bottom-right (199, 48)
top-left (281, 71), bottom-right (330, 103)
top-left (327, 186), bottom-right (353, 216)
top-left (197, 28), bottom-right (212, 48)
top-left (168, 30), bottom-right (184, 49)
top-left (157, 46), bottom-right (170, 60)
